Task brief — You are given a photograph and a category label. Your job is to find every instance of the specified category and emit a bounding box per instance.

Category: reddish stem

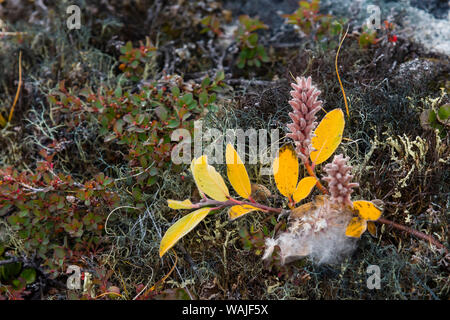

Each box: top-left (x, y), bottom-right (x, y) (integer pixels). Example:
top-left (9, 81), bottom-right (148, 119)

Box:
top-left (377, 217), bottom-right (448, 253)
top-left (304, 160), bottom-right (328, 195)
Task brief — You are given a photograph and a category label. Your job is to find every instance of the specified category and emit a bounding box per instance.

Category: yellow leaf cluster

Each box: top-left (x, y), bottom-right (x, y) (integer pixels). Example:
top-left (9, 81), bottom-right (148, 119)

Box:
top-left (161, 107), bottom-right (351, 257)
top-left (161, 145), bottom-right (260, 256)
top-left (345, 200), bottom-right (382, 238)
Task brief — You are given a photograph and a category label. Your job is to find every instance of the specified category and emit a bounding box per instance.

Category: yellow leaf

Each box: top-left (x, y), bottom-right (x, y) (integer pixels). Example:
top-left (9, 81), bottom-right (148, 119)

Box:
top-left (228, 204), bottom-right (260, 220)
top-left (292, 177), bottom-right (317, 203)
top-left (273, 145), bottom-right (299, 199)
top-left (191, 158), bottom-right (204, 198)
top-left (226, 144), bottom-right (251, 199)
top-left (345, 216), bottom-right (367, 238)
top-left (191, 156), bottom-right (229, 201)
top-left (167, 199), bottom-right (194, 210)
top-left (159, 207), bottom-right (211, 257)
top-left (310, 108), bottom-right (345, 165)
top-left (353, 200), bottom-right (382, 221)
top-left (367, 221), bottom-right (377, 237)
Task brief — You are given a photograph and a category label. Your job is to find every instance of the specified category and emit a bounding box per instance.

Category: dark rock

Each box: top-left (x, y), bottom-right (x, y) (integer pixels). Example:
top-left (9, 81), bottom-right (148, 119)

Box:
top-left (392, 57), bottom-right (447, 86)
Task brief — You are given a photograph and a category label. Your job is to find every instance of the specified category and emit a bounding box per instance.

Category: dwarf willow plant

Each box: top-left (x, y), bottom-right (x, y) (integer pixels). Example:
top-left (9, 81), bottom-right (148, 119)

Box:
top-left (159, 76), bottom-right (382, 257)
top-left (235, 15), bottom-right (270, 69)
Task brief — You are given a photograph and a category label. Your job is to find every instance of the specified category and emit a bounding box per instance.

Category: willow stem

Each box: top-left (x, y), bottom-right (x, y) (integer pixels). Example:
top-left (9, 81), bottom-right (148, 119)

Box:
top-left (377, 217), bottom-right (448, 253)
top-left (304, 160), bottom-right (328, 195)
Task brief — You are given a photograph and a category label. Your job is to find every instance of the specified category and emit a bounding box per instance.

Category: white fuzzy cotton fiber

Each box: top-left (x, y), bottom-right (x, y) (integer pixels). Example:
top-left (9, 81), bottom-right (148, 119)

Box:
top-left (263, 197), bottom-right (357, 265)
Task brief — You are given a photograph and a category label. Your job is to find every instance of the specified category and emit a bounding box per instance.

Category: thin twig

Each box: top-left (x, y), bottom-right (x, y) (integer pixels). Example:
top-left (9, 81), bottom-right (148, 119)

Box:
top-left (0, 257), bottom-right (20, 266)
top-left (377, 217), bottom-right (448, 253)
top-left (225, 79), bottom-right (286, 87)
top-left (0, 32), bottom-right (27, 37)
top-left (304, 160), bottom-right (328, 195)
top-left (142, 250), bottom-right (178, 297)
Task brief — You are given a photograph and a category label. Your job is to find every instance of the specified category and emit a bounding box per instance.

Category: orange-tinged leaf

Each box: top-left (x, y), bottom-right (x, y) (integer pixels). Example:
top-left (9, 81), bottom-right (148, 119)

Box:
top-left (167, 199), bottom-right (194, 210)
top-left (159, 207), bottom-right (211, 257)
top-left (310, 108), bottom-right (345, 165)
top-left (290, 201), bottom-right (315, 219)
top-left (273, 145), bottom-right (299, 199)
top-left (226, 144), bottom-right (251, 199)
top-left (228, 204), bottom-right (260, 220)
top-left (367, 221), bottom-right (377, 237)
top-left (292, 177), bottom-right (317, 203)
top-left (290, 195), bottom-right (327, 219)
top-left (191, 156), bottom-right (229, 201)
top-left (353, 200), bottom-right (382, 221)
top-left (345, 216), bottom-right (367, 238)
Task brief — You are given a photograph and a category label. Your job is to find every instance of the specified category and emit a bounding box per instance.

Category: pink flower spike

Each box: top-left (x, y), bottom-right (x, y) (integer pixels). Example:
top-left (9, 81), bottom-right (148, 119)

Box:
top-left (286, 76), bottom-right (323, 162)
top-left (322, 154), bottom-right (359, 207)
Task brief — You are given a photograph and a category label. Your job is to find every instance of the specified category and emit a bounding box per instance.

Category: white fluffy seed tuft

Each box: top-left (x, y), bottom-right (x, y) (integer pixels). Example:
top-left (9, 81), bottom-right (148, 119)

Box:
top-left (263, 197), bottom-right (357, 265)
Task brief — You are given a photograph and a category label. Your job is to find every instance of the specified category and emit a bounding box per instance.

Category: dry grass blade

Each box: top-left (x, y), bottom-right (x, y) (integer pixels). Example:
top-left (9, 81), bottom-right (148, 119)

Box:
top-left (8, 51), bottom-right (23, 123)
top-left (335, 26), bottom-right (349, 118)
top-left (0, 113), bottom-right (6, 127)
top-left (143, 250), bottom-right (178, 298)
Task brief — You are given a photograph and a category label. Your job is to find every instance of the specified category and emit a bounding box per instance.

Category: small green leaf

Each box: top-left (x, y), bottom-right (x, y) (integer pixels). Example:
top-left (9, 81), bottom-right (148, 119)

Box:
top-left (248, 33), bottom-right (258, 47)
top-left (104, 133), bottom-right (118, 143)
top-left (123, 114), bottom-right (134, 123)
top-left (199, 91), bottom-right (208, 105)
top-left (428, 110), bottom-right (437, 124)
top-left (167, 119), bottom-right (180, 128)
top-left (114, 86), bottom-right (122, 98)
top-left (215, 70), bottom-right (225, 82)
top-left (181, 93), bottom-right (194, 105)
top-left (54, 247), bottom-right (65, 259)
top-left (171, 86), bottom-right (180, 97)
top-left (155, 106), bottom-right (168, 121)
top-left (20, 268), bottom-right (36, 284)
top-left (202, 77), bottom-right (211, 88)
top-left (130, 60), bottom-right (139, 68)
top-left (114, 119), bottom-right (124, 134)
top-left (438, 104), bottom-right (450, 121)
